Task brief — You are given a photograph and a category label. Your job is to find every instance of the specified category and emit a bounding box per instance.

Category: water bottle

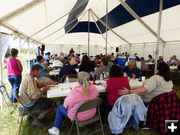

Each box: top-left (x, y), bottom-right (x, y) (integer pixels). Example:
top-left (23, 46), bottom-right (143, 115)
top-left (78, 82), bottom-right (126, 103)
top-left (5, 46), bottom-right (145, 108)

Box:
top-left (100, 74), bottom-right (103, 80)
top-left (138, 76), bottom-right (142, 81)
top-left (103, 72), bottom-right (106, 79)
top-left (65, 76), bottom-right (69, 83)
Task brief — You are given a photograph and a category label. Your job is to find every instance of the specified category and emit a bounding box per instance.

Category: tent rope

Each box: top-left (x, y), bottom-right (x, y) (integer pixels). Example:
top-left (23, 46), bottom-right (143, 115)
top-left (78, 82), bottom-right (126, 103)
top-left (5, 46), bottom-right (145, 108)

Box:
top-left (42, 10), bottom-right (87, 42)
top-left (30, 0), bottom-right (89, 38)
top-left (90, 9), bottom-right (131, 46)
top-left (38, 10), bottom-right (87, 42)
top-left (90, 10), bottom-right (112, 47)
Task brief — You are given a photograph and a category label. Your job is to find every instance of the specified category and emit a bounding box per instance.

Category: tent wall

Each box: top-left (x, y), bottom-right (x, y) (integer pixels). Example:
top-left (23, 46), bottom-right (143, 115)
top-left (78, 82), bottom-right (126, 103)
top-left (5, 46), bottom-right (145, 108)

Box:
top-left (45, 44), bottom-right (117, 56)
top-left (45, 42), bottom-right (180, 62)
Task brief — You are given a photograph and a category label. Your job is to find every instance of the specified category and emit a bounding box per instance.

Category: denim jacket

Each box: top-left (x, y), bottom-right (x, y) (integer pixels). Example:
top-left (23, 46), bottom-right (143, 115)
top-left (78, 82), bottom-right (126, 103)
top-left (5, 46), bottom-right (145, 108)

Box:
top-left (108, 94), bottom-right (147, 134)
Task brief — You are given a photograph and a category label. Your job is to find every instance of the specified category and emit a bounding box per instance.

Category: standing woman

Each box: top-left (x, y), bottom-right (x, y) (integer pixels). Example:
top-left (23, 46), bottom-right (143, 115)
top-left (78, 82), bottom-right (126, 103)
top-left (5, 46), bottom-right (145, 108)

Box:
top-left (4, 48), bottom-right (23, 103)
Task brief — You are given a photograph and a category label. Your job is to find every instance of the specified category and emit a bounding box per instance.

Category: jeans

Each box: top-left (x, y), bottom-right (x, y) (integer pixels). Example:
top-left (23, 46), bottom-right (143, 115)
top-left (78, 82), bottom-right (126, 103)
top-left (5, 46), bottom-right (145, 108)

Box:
top-left (8, 75), bottom-right (22, 103)
top-left (54, 105), bottom-right (68, 128)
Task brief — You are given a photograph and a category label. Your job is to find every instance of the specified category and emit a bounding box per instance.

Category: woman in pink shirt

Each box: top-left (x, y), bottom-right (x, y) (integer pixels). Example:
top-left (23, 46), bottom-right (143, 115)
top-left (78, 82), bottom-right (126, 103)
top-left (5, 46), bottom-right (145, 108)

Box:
top-left (4, 48), bottom-right (23, 103)
top-left (48, 72), bottom-right (99, 135)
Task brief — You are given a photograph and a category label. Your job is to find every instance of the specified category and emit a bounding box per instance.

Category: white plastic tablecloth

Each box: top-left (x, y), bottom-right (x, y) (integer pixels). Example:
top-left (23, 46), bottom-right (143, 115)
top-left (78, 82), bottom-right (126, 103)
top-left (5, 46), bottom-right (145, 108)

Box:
top-left (49, 69), bottom-right (60, 76)
top-left (47, 79), bottom-right (143, 98)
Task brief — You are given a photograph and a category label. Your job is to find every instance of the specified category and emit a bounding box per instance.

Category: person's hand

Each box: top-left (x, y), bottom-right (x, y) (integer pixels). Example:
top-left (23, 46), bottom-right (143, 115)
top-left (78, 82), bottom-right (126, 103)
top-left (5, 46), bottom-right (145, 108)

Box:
top-left (123, 72), bottom-right (128, 77)
top-left (44, 84), bottom-right (51, 91)
top-left (51, 81), bottom-right (58, 85)
top-left (132, 74), bottom-right (136, 79)
top-left (118, 87), bottom-right (129, 95)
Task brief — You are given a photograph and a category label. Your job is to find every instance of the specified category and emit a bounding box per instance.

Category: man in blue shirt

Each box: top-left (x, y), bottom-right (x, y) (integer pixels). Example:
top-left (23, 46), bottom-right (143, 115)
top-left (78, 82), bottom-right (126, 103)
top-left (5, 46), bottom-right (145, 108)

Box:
top-left (122, 60), bottom-right (143, 79)
top-left (35, 56), bottom-right (55, 83)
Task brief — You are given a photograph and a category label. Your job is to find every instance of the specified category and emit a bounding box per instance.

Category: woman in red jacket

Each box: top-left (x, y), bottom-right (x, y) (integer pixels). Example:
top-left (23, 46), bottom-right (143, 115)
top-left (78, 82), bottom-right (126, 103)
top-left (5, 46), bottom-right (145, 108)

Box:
top-left (107, 65), bottom-right (130, 106)
top-left (101, 65), bottom-right (130, 122)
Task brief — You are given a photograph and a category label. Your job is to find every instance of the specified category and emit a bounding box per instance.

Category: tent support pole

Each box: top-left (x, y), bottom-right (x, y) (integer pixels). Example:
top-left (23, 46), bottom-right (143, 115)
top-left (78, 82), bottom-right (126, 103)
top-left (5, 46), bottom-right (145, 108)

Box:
top-left (143, 43), bottom-right (146, 58)
top-left (105, 0), bottom-right (108, 55)
top-left (90, 10), bottom-right (131, 46)
top-left (117, 0), bottom-right (165, 43)
top-left (154, 0), bottom-right (163, 75)
top-left (19, 38), bottom-right (21, 60)
top-left (88, 10), bottom-right (90, 57)
top-left (129, 45), bottom-right (132, 56)
top-left (0, 26), bottom-right (3, 109)
top-left (28, 40), bottom-right (30, 71)
top-left (162, 43), bottom-right (165, 58)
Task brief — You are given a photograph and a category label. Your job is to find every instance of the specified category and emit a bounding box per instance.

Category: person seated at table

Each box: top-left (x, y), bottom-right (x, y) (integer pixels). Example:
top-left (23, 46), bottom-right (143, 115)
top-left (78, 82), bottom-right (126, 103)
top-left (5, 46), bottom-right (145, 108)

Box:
top-left (52, 58), bottom-right (63, 68)
top-left (107, 55), bottom-right (115, 69)
top-left (94, 57), bottom-right (109, 80)
top-left (122, 60), bottom-right (143, 79)
top-left (146, 55), bottom-right (155, 63)
top-left (48, 72), bottom-right (99, 135)
top-left (167, 55), bottom-right (178, 66)
top-left (100, 65), bottom-right (130, 121)
top-left (79, 55), bottom-right (94, 73)
top-left (44, 52), bottom-right (51, 66)
top-left (178, 61), bottom-right (180, 71)
top-left (119, 62), bottom-right (173, 106)
top-left (91, 57), bottom-right (100, 68)
top-left (19, 64), bottom-right (56, 120)
top-left (140, 57), bottom-right (146, 66)
top-left (59, 60), bottom-right (77, 78)
top-left (35, 56), bottom-right (55, 83)
top-left (158, 56), bottom-right (164, 64)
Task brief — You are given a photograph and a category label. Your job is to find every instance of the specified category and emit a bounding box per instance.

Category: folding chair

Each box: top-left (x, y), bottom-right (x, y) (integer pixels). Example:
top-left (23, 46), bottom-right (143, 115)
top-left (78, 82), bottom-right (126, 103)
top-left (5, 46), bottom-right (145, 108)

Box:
top-left (69, 98), bottom-right (105, 135)
top-left (62, 74), bottom-right (77, 83)
top-left (0, 82), bottom-right (16, 114)
top-left (14, 92), bottom-right (43, 135)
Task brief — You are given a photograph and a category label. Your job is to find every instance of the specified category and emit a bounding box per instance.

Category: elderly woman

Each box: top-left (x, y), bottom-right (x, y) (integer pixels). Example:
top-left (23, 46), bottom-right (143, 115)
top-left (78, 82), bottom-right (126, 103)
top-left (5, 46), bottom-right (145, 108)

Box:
top-left (48, 72), bottom-right (99, 135)
top-left (119, 62), bottom-right (173, 106)
top-left (122, 60), bottom-right (143, 79)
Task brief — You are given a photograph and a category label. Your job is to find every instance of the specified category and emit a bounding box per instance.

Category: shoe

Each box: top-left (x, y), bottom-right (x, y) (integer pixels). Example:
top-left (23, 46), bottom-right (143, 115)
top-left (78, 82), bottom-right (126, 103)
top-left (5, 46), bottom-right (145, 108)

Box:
top-left (142, 127), bottom-right (151, 130)
top-left (32, 119), bottom-right (44, 127)
top-left (48, 127), bottom-right (60, 135)
top-left (18, 106), bottom-right (24, 116)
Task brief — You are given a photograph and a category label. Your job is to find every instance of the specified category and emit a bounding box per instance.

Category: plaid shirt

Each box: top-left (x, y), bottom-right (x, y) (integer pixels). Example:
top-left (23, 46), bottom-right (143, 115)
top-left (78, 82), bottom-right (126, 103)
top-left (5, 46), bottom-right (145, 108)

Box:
top-left (145, 91), bottom-right (180, 135)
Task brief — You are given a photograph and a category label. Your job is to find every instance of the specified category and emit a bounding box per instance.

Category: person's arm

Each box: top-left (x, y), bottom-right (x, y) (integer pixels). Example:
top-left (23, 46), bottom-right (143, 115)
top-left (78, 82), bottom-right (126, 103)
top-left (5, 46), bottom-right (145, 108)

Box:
top-left (18, 60), bottom-right (23, 73)
top-left (119, 76), bottom-right (157, 95)
top-left (118, 87), bottom-right (149, 95)
top-left (63, 91), bottom-right (76, 109)
top-left (40, 85), bottom-right (50, 95)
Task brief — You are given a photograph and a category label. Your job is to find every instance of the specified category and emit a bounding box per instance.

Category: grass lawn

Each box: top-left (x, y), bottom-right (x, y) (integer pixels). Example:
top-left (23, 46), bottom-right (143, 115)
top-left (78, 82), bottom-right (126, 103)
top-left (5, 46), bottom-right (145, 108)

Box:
top-left (0, 53), bottom-right (179, 135)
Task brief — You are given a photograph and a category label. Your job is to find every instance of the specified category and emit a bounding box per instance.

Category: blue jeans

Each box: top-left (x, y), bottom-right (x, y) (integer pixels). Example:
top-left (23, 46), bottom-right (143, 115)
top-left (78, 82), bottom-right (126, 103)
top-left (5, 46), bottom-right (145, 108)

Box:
top-left (54, 105), bottom-right (68, 128)
top-left (8, 75), bottom-right (22, 103)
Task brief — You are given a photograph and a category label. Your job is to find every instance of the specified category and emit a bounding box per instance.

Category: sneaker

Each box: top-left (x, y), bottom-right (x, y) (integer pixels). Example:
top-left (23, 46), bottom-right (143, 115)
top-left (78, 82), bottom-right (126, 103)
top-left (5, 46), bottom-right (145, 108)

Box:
top-left (142, 127), bottom-right (151, 130)
top-left (18, 106), bottom-right (24, 116)
top-left (37, 113), bottom-right (45, 120)
top-left (48, 127), bottom-right (60, 135)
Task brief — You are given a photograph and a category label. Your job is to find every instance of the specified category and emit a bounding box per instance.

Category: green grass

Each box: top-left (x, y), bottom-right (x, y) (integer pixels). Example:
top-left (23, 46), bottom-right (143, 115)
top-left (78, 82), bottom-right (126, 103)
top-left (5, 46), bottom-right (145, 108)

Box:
top-left (0, 52), bottom-right (180, 135)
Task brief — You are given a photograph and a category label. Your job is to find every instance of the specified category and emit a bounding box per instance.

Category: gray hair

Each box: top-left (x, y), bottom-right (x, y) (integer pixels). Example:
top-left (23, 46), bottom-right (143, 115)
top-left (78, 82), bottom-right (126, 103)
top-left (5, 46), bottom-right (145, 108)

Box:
top-left (78, 71), bottom-right (90, 84)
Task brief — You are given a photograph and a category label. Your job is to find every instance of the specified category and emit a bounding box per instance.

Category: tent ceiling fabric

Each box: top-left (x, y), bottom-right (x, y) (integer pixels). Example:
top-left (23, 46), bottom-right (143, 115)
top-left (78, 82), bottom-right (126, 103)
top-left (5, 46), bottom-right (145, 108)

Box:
top-left (0, 0), bottom-right (180, 46)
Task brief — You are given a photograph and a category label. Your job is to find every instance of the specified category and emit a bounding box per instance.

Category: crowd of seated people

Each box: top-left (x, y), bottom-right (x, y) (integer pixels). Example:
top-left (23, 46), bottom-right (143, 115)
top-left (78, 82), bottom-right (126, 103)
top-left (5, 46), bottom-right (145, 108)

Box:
top-left (5, 47), bottom-right (179, 135)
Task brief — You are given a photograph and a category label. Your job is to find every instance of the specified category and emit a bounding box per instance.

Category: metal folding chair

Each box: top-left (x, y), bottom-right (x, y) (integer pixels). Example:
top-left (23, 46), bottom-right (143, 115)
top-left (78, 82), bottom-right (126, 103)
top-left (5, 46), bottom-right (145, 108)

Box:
top-left (69, 98), bottom-right (105, 135)
top-left (0, 82), bottom-right (16, 114)
top-left (14, 92), bottom-right (43, 135)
